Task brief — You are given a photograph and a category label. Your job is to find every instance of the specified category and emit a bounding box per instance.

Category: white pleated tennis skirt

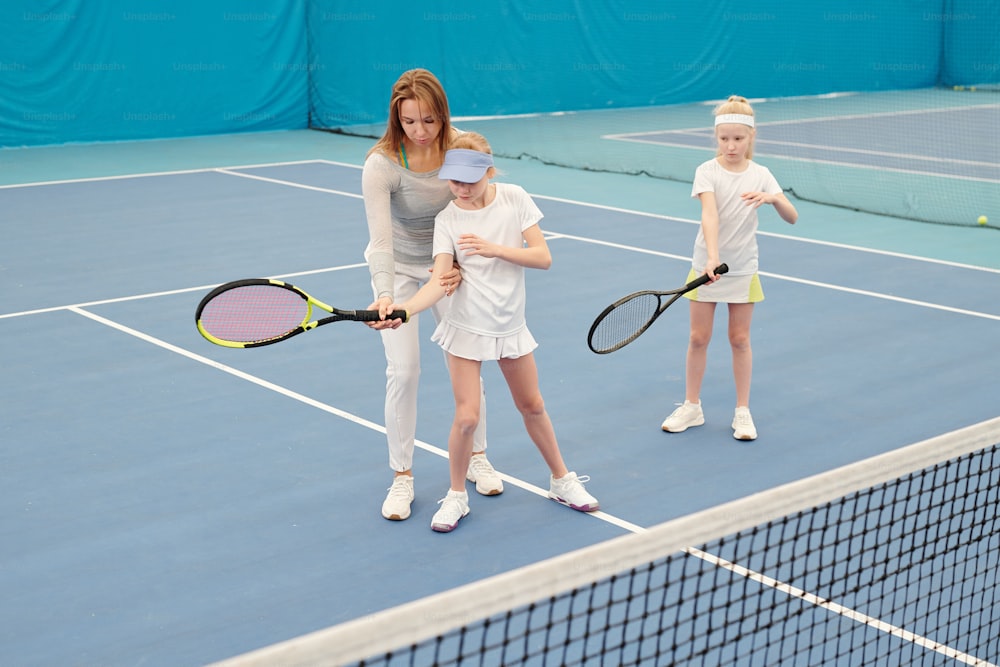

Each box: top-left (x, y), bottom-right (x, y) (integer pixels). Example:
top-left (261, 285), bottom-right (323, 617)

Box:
top-left (432, 321), bottom-right (538, 361)
top-left (682, 269), bottom-right (765, 303)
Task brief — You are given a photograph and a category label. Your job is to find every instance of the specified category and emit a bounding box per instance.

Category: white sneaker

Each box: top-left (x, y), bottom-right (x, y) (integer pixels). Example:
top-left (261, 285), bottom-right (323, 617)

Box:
top-left (548, 472), bottom-right (600, 512)
top-left (381, 475), bottom-right (414, 521)
top-left (732, 407), bottom-right (757, 441)
top-left (431, 490), bottom-right (470, 532)
top-left (466, 453), bottom-right (504, 496)
top-left (661, 401), bottom-right (705, 432)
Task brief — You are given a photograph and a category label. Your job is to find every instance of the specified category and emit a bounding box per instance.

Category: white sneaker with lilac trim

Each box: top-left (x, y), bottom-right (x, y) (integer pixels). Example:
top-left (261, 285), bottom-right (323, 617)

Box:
top-left (548, 472), bottom-right (600, 512)
top-left (431, 490), bottom-right (470, 533)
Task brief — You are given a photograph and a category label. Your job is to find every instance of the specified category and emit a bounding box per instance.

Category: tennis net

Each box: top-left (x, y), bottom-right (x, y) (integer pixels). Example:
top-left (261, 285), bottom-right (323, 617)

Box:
top-left (212, 417), bottom-right (1000, 666)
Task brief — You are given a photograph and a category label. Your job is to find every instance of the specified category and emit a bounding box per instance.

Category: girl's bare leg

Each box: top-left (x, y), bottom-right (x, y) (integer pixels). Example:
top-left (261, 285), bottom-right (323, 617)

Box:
top-left (445, 354), bottom-right (484, 491)
top-left (498, 353), bottom-right (569, 478)
top-left (727, 303), bottom-right (754, 407)
top-left (685, 301), bottom-right (717, 403)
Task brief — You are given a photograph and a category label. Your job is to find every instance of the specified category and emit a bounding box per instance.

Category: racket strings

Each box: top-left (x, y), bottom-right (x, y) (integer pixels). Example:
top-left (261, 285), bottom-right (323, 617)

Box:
top-left (199, 285), bottom-right (309, 344)
top-left (589, 293), bottom-right (661, 353)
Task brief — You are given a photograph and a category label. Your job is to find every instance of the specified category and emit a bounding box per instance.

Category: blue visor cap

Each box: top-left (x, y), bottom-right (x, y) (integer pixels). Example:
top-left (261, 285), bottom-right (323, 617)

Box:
top-left (439, 149), bottom-right (493, 183)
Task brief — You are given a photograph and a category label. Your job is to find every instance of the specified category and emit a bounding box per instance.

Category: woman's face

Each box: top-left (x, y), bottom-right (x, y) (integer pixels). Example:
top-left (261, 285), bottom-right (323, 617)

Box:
top-left (398, 98), bottom-right (441, 147)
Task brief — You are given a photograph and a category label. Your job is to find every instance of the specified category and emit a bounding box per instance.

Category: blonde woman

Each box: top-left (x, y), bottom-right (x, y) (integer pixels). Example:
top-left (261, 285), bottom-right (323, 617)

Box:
top-left (362, 69), bottom-right (499, 521)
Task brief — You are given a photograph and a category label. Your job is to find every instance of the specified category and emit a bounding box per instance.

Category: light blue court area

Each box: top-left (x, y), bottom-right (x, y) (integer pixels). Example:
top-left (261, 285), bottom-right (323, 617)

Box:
top-left (1, 141), bottom-right (999, 665)
top-left (606, 102), bottom-right (1000, 180)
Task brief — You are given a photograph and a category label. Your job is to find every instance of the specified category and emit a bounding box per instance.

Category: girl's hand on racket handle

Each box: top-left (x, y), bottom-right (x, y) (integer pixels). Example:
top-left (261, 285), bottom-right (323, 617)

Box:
top-left (366, 296), bottom-right (406, 330)
top-left (706, 257), bottom-right (724, 281)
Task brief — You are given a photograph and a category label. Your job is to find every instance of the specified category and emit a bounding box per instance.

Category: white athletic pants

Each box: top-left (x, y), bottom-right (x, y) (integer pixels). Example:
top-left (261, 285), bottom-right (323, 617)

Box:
top-left (378, 262), bottom-right (488, 472)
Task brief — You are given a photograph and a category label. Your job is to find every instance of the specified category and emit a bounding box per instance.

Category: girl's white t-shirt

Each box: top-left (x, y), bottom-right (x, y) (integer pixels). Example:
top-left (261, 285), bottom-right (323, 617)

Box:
top-left (432, 183), bottom-right (543, 336)
top-left (691, 159), bottom-right (782, 275)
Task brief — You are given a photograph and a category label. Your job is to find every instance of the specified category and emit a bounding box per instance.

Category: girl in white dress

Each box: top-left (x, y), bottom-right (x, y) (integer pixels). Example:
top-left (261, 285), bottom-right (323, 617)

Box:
top-left (392, 132), bottom-right (599, 532)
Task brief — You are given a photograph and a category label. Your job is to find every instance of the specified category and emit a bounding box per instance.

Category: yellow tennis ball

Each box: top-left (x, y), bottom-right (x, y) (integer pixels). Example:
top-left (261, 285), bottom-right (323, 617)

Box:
top-left (978, 215), bottom-right (988, 226)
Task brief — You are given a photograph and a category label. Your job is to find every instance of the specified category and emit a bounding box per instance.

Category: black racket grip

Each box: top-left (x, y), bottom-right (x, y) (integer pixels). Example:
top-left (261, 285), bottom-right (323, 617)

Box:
top-left (356, 309), bottom-right (409, 323)
top-left (689, 263), bottom-right (729, 289)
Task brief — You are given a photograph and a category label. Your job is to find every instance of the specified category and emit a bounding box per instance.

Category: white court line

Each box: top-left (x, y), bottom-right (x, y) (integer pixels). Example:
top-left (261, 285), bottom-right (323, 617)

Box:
top-left (8, 150), bottom-right (996, 665)
top-left (2, 164), bottom-right (997, 327)
top-left (601, 103), bottom-right (1000, 182)
top-left (683, 545), bottom-right (997, 667)
top-left (597, 135), bottom-right (1000, 184)
top-left (749, 137), bottom-right (997, 168)
top-left (66, 304), bottom-right (641, 538)
top-left (5, 156), bottom-right (999, 274)
top-left (615, 132), bottom-right (998, 169)
top-left (0, 157), bottom-right (361, 189)
top-left (0, 264), bottom-right (368, 320)
top-left (603, 101), bottom-right (1000, 139)
top-left (548, 232), bottom-right (1000, 321)
top-left (4, 190), bottom-right (998, 323)
top-left (531, 193), bottom-right (1000, 274)
top-left (213, 167), bottom-right (363, 198)
top-left (8, 245), bottom-right (997, 323)
top-left (70, 306), bottom-right (994, 667)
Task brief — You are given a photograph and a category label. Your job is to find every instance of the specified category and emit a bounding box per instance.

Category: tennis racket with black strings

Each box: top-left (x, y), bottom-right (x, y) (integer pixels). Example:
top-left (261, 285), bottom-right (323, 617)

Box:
top-left (587, 264), bottom-right (728, 354)
top-left (195, 278), bottom-right (407, 348)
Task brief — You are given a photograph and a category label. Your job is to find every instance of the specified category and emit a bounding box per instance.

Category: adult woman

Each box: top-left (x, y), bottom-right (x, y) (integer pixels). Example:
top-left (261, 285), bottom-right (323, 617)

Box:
top-left (362, 69), bottom-right (499, 521)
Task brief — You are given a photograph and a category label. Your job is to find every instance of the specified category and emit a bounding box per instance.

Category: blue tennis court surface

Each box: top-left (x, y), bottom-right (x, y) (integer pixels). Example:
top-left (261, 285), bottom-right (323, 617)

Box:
top-left (2, 122), bottom-right (999, 665)
top-left (5, 1), bottom-right (1000, 661)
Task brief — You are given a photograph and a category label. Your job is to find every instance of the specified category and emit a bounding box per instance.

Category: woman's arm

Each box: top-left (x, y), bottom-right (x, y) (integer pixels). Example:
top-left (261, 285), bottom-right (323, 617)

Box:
top-left (361, 154), bottom-right (397, 302)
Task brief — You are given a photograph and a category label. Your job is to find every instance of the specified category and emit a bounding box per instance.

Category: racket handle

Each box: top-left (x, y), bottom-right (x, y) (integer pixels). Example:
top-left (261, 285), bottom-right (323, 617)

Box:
top-left (688, 263), bottom-right (729, 289)
top-left (356, 309), bottom-right (409, 323)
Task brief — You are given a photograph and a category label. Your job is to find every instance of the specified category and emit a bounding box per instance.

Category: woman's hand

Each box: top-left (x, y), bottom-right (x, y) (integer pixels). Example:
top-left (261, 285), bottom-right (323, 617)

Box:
top-left (366, 296), bottom-right (406, 330)
top-left (435, 260), bottom-right (463, 296)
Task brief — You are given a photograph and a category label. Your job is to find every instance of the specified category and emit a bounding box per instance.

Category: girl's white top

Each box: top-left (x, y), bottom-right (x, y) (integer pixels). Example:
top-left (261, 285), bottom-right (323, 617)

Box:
top-left (691, 159), bottom-right (782, 275)
top-left (432, 183), bottom-right (543, 336)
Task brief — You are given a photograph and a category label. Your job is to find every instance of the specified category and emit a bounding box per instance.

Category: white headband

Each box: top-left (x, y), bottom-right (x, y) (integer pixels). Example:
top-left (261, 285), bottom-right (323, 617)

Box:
top-left (715, 113), bottom-right (755, 128)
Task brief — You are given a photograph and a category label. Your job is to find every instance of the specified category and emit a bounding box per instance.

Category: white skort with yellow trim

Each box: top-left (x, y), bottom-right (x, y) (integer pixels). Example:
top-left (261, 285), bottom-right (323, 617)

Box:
top-left (682, 269), bottom-right (764, 303)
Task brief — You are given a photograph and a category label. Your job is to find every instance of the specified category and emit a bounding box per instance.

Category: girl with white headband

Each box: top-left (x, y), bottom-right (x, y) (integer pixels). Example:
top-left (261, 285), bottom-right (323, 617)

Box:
top-left (661, 95), bottom-right (798, 441)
